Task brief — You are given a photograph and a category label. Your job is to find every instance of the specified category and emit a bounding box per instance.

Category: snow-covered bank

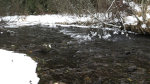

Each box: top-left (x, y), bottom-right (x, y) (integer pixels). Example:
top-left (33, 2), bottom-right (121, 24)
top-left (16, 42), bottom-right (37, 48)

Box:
top-left (0, 14), bottom-right (93, 28)
top-left (0, 49), bottom-right (39, 84)
top-left (122, 1), bottom-right (150, 34)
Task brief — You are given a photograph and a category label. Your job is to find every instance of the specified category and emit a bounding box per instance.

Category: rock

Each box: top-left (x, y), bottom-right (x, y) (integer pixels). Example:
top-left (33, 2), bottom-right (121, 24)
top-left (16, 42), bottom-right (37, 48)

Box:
top-left (120, 78), bottom-right (127, 84)
top-left (125, 51), bottom-right (131, 55)
top-left (136, 49), bottom-right (143, 55)
top-left (84, 76), bottom-right (91, 84)
top-left (136, 68), bottom-right (146, 75)
top-left (34, 48), bottom-right (50, 54)
top-left (127, 65), bottom-right (137, 72)
top-left (95, 78), bottom-right (102, 84)
top-left (7, 30), bottom-right (16, 36)
top-left (11, 45), bottom-right (16, 50)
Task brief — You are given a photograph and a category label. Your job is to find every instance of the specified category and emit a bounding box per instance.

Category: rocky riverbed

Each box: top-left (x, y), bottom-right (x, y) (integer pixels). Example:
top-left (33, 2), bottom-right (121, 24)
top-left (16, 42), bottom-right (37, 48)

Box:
top-left (0, 26), bottom-right (150, 84)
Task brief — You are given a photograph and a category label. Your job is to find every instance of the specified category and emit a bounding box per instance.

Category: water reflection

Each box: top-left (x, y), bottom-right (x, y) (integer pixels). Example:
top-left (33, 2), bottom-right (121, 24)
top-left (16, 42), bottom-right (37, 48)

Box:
top-left (49, 81), bottom-right (66, 84)
top-left (0, 49), bottom-right (39, 84)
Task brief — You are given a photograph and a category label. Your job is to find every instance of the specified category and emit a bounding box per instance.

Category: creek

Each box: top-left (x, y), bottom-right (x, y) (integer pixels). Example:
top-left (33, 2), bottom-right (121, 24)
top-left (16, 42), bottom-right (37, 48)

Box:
top-left (0, 26), bottom-right (150, 84)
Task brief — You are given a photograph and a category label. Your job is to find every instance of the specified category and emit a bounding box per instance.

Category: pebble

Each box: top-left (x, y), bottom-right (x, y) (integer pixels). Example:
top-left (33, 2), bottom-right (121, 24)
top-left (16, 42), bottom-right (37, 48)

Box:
top-left (125, 51), bottom-right (131, 55)
top-left (127, 65), bottom-right (137, 72)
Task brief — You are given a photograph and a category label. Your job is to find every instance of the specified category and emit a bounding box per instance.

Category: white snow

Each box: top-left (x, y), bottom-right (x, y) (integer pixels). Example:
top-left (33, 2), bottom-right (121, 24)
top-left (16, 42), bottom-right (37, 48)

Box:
top-left (146, 13), bottom-right (150, 19)
top-left (60, 29), bottom-right (92, 42)
top-left (0, 13), bottom-right (113, 28)
top-left (124, 14), bottom-right (150, 26)
top-left (141, 24), bottom-right (147, 29)
top-left (56, 24), bottom-right (90, 28)
top-left (123, 1), bottom-right (150, 27)
top-left (124, 16), bottom-right (138, 25)
top-left (0, 32), bottom-right (3, 34)
top-left (0, 49), bottom-right (39, 84)
top-left (102, 33), bottom-right (111, 39)
top-left (129, 1), bottom-right (141, 12)
top-left (0, 14), bottom-right (92, 28)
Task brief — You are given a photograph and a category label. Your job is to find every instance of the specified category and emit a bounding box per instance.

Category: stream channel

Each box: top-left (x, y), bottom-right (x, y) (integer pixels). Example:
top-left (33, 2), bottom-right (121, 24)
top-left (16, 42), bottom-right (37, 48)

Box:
top-left (0, 25), bottom-right (150, 84)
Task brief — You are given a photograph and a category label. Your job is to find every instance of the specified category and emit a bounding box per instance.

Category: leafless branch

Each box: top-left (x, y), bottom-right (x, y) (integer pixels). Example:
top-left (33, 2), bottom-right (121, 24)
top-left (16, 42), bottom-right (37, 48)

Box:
top-left (87, 10), bottom-right (121, 28)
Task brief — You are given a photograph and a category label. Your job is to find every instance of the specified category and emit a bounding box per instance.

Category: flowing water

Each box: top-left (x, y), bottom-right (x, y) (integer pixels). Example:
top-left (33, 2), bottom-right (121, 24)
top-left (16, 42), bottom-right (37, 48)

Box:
top-left (0, 25), bottom-right (150, 84)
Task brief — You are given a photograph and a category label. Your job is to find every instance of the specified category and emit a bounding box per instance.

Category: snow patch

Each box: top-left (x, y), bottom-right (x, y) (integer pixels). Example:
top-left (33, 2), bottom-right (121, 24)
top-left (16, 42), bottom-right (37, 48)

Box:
top-left (124, 16), bottom-right (138, 25)
top-left (102, 34), bottom-right (111, 39)
top-left (129, 1), bottom-right (141, 12)
top-left (1, 14), bottom-right (92, 28)
top-left (0, 49), bottom-right (39, 84)
top-left (60, 29), bottom-right (92, 42)
top-left (141, 24), bottom-right (147, 29)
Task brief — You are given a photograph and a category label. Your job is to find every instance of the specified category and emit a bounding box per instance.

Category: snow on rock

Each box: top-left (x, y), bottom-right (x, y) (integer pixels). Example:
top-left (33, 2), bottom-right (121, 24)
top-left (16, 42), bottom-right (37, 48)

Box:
top-left (60, 29), bottom-right (92, 42)
top-left (129, 1), bottom-right (141, 12)
top-left (124, 16), bottom-right (138, 25)
top-left (124, 14), bottom-right (150, 26)
top-left (124, 1), bottom-right (150, 27)
top-left (146, 13), bottom-right (150, 19)
top-left (102, 33), bottom-right (111, 39)
top-left (141, 24), bottom-right (147, 29)
top-left (0, 49), bottom-right (39, 84)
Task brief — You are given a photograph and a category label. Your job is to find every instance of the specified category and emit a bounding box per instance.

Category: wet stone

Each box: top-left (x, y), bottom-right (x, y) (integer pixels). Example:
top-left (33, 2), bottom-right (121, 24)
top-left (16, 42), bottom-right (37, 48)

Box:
top-left (94, 78), bottom-right (102, 84)
top-left (127, 66), bottom-right (137, 72)
top-left (125, 51), bottom-right (131, 55)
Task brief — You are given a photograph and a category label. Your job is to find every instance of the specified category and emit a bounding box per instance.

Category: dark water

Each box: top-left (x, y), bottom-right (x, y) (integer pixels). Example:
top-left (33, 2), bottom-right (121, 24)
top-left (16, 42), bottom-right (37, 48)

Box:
top-left (0, 26), bottom-right (150, 84)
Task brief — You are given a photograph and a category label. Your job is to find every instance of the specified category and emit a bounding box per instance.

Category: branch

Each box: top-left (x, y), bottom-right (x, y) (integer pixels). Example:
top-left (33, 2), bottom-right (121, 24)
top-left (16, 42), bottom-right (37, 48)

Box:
top-left (87, 10), bottom-right (121, 28)
top-left (106, 0), bottom-right (116, 13)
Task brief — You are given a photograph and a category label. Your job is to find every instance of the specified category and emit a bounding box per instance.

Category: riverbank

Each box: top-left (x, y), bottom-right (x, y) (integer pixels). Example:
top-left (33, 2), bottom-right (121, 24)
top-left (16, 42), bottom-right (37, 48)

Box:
top-left (0, 14), bottom-right (95, 28)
